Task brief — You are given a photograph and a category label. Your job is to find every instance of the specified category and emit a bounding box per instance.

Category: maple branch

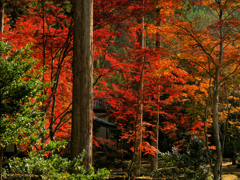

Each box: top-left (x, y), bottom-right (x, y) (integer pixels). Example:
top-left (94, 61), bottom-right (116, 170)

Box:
top-left (46, 116), bottom-right (72, 140)
top-left (53, 113), bottom-right (72, 138)
top-left (46, 19), bottom-right (73, 137)
top-left (59, 20), bottom-right (74, 58)
top-left (96, 35), bottom-right (112, 67)
top-left (55, 127), bottom-right (71, 135)
top-left (176, 24), bottom-right (216, 67)
top-left (42, 20), bottom-right (73, 119)
top-left (209, 43), bottom-right (218, 55)
top-left (51, 21), bottom-right (73, 91)
top-left (93, 26), bottom-right (121, 86)
top-left (48, 23), bottom-right (73, 139)
top-left (49, 20), bottom-right (73, 64)
top-left (54, 102), bottom-right (72, 123)
top-left (224, 5), bottom-right (240, 20)
top-left (48, 27), bottom-right (62, 83)
top-left (223, 41), bottom-right (231, 51)
top-left (93, 4), bottom-right (132, 31)
top-left (220, 59), bottom-right (237, 74)
top-left (177, 56), bottom-right (212, 77)
top-left (220, 63), bottom-right (240, 83)
top-left (46, 112), bottom-right (72, 140)
top-left (93, 74), bottom-right (102, 87)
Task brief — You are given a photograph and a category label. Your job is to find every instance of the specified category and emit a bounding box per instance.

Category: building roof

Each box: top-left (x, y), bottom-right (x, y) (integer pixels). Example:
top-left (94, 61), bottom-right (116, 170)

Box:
top-left (93, 116), bottom-right (116, 128)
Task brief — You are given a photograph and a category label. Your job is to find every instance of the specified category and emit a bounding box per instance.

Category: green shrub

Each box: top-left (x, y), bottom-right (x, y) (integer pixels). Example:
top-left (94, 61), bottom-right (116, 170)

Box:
top-left (4, 150), bottom-right (110, 179)
top-left (151, 135), bottom-right (212, 180)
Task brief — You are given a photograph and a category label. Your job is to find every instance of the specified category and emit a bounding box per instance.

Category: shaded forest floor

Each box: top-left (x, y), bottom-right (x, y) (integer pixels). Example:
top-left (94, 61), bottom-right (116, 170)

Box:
top-left (221, 159), bottom-right (240, 179)
top-left (139, 158), bottom-right (240, 179)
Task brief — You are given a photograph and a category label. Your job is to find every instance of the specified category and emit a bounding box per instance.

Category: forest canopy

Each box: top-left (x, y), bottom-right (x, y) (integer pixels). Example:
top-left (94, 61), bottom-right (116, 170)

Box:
top-left (0, 0), bottom-right (240, 180)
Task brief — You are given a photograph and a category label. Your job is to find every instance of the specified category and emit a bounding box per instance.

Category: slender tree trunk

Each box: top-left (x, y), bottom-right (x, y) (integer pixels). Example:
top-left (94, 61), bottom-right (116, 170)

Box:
top-left (41, 0), bottom-right (47, 148)
top-left (0, 2), bottom-right (3, 179)
top-left (50, 90), bottom-right (56, 141)
top-left (151, 9), bottom-right (161, 171)
top-left (0, 1), bottom-right (3, 34)
top-left (212, 7), bottom-right (224, 180)
top-left (128, 11), bottom-right (145, 178)
top-left (42, 0), bottom-right (46, 87)
top-left (151, 113), bottom-right (159, 171)
top-left (71, 0), bottom-right (93, 171)
top-left (212, 67), bottom-right (222, 180)
top-left (0, 137), bottom-right (3, 180)
top-left (134, 14), bottom-right (144, 177)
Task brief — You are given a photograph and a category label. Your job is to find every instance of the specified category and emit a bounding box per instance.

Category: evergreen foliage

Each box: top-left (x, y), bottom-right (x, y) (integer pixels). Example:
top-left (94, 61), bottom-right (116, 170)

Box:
top-left (0, 41), bottom-right (46, 149)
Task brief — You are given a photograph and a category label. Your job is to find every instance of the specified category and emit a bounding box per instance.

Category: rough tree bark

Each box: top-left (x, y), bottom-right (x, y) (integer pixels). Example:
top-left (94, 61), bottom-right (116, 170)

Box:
top-left (71, 0), bottom-right (93, 171)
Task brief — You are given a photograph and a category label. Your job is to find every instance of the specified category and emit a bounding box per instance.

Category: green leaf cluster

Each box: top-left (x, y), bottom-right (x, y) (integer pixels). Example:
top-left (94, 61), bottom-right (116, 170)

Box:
top-left (4, 150), bottom-right (110, 180)
top-left (0, 41), bottom-right (46, 148)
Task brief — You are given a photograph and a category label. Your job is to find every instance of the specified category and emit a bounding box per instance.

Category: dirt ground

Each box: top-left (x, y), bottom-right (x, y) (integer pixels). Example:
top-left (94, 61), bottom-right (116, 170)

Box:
top-left (140, 158), bottom-right (240, 179)
top-left (222, 158), bottom-right (240, 179)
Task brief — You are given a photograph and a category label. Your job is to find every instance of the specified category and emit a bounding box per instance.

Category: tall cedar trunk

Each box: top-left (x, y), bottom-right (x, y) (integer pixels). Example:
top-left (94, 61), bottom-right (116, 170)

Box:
top-left (151, 9), bottom-right (161, 171)
top-left (71, 0), bottom-right (93, 171)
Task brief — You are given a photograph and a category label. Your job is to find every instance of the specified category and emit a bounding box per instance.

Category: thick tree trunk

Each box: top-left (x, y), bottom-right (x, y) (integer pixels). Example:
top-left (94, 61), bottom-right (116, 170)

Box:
top-left (71, 0), bottom-right (93, 171)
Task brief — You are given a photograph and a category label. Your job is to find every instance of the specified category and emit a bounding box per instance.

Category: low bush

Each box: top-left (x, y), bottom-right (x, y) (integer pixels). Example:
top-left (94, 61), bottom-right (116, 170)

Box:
top-left (151, 135), bottom-right (212, 180)
top-left (3, 150), bottom-right (110, 180)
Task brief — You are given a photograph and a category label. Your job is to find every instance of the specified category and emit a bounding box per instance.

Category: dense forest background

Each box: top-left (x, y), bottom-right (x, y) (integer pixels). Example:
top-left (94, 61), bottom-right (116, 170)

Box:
top-left (0, 0), bottom-right (240, 179)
